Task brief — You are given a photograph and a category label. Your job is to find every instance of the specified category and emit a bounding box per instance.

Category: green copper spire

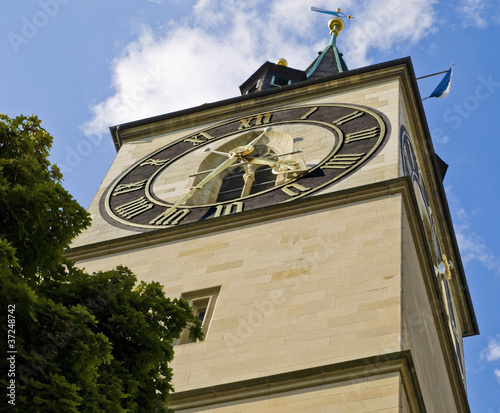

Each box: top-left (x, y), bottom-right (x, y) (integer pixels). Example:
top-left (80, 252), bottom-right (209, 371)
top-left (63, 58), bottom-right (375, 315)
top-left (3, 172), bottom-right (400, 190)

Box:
top-left (306, 10), bottom-right (352, 79)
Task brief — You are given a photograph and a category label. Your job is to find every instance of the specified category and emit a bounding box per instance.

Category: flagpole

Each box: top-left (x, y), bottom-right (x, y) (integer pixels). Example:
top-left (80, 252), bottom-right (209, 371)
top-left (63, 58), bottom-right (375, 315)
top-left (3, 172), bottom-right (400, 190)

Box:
top-left (416, 70), bottom-right (449, 81)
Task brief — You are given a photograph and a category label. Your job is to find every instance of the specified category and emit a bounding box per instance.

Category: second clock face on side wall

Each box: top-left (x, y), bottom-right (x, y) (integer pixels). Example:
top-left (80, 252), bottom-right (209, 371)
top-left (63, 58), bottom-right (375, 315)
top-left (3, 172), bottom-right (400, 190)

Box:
top-left (102, 104), bottom-right (388, 229)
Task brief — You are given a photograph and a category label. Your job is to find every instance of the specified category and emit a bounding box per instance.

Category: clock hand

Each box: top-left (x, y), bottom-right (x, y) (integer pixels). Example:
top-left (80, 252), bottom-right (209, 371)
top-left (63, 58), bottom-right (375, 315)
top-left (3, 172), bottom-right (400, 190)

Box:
top-left (238, 155), bottom-right (308, 197)
top-left (193, 156), bottom-right (239, 188)
top-left (259, 150), bottom-right (302, 159)
top-left (201, 126), bottom-right (272, 158)
top-left (247, 157), bottom-right (309, 174)
top-left (202, 147), bottom-right (230, 157)
top-left (271, 158), bottom-right (309, 175)
top-left (189, 127), bottom-right (273, 177)
top-left (190, 150), bottom-right (304, 177)
top-left (189, 165), bottom-right (238, 177)
top-left (170, 127), bottom-right (275, 208)
top-left (168, 156), bottom-right (239, 210)
top-left (247, 126), bottom-right (272, 147)
top-left (227, 127), bottom-right (273, 158)
top-left (240, 163), bottom-right (256, 197)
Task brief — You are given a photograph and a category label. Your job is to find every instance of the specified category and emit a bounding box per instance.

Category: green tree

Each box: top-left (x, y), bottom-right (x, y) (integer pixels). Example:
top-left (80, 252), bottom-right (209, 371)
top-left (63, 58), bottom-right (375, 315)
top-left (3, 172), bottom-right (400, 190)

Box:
top-left (1, 114), bottom-right (202, 412)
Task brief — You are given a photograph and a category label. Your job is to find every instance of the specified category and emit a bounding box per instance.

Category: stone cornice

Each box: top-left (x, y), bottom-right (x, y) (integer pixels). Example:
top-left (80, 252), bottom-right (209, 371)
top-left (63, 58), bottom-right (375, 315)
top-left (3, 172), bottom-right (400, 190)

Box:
top-left (168, 351), bottom-right (425, 411)
top-left (66, 178), bottom-right (411, 261)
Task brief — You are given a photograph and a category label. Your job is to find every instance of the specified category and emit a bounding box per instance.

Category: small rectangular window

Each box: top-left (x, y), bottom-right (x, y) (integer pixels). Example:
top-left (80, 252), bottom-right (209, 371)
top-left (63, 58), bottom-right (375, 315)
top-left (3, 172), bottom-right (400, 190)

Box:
top-left (270, 76), bottom-right (291, 87)
top-left (246, 80), bottom-right (260, 94)
top-left (176, 286), bottom-right (221, 345)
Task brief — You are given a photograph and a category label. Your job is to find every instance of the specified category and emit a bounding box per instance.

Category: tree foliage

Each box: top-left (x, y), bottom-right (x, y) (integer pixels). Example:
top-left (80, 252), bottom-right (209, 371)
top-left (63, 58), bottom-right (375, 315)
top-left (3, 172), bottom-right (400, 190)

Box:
top-left (0, 114), bottom-right (202, 412)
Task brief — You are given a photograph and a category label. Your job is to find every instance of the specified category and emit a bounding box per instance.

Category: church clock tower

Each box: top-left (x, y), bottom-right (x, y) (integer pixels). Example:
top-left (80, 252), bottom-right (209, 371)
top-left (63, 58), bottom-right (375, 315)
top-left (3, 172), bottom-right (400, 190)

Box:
top-left (68, 11), bottom-right (478, 412)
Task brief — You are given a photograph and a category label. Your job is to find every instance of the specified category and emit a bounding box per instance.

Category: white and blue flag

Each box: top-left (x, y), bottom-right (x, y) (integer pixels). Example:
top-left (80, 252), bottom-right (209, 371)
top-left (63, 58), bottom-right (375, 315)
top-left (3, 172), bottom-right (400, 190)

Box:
top-left (426, 65), bottom-right (453, 99)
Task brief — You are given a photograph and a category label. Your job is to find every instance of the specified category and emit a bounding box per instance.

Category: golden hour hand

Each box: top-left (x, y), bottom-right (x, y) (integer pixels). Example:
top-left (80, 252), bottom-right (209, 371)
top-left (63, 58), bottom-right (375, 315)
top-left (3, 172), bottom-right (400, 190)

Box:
top-left (171, 127), bottom-right (273, 210)
top-left (188, 127), bottom-right (273, 178)
top-left (272, 158), bottom-right (309, 174)
top-left (246, 150), bottom-right (309, 174)
top-left (189, 148), bottom-right (309, 180)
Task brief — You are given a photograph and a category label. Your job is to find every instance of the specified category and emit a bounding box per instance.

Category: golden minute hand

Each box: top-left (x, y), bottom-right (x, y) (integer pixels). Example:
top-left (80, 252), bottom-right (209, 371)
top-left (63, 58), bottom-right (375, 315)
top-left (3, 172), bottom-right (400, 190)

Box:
top-left (247, 126), bottom-right (272, 147)
top-left (168, 156), bottom-right (239, 210)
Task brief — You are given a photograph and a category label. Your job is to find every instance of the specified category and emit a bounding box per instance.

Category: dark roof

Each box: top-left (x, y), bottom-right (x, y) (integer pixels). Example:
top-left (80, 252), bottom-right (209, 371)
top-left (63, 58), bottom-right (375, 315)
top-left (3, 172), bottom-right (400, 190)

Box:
top-left (239, 40), bottom-right (348, 96)
top-left (305, 44), bottom-right (348, 80)
top-left (239, 61), bottom-right (307, 96)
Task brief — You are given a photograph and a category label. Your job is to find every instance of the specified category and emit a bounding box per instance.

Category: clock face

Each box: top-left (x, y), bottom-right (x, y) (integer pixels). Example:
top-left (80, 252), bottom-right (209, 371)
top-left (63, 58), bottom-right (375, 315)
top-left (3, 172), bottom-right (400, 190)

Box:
top-left (102, 104), bottom-right (387, 229)
top-left (400, 125), bottom-right (464, 377)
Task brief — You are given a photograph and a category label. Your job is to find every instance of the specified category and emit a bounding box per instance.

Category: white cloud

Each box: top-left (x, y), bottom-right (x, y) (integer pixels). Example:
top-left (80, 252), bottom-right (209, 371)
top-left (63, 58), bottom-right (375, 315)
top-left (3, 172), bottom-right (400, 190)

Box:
top-left (458, 0), bottom-right (488, 28)
top-left (482, 337), bottom-right (500, 362)
top-left (455, 230), bottom-right (500, 272)
top-left (344, 0), bottom-right (438, 67)
top-left (82, 24), bottom-right (260, 136)
top-left (480, 337), bottom-right (500, 386)
top-left (495, 369), bottom-right (500, 382)
top-left (457, 0), bottom-right (500, 28)
top-left (82, 1), bottom-right (318, 137)
top-left (82, 0), bottom-right (441, 137)
top-left (450, 195), bottom-right (500, 273)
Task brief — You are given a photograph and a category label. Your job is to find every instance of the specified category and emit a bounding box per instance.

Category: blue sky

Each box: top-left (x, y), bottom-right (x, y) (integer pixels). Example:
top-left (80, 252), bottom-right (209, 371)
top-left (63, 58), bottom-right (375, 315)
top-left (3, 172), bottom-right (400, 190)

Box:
top-left (2, 0), bottom-right (500, 410)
